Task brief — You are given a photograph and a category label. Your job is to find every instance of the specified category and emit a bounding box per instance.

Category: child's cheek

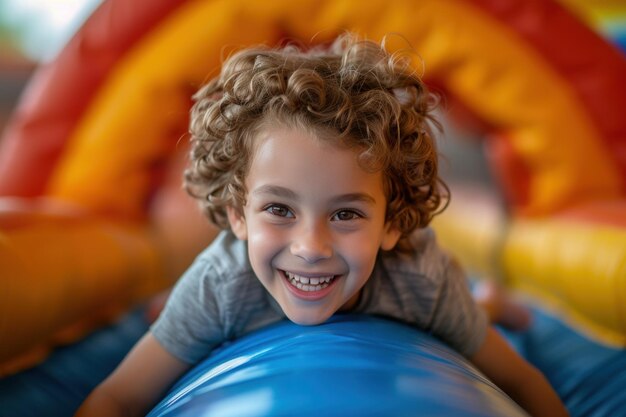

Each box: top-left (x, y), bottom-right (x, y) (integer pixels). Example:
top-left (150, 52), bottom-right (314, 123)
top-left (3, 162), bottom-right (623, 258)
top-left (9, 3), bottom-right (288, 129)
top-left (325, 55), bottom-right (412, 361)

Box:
top-left (246, 223), bottom-right (284, 264)
top-left (337, 232), bottom-right (378, 274)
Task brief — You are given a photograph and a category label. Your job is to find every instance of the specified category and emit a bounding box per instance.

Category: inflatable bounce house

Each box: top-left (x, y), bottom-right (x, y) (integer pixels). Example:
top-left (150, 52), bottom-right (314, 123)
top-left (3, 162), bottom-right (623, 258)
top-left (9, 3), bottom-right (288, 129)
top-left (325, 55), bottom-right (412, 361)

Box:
top-left (0, 0), bottom-right (625, 416)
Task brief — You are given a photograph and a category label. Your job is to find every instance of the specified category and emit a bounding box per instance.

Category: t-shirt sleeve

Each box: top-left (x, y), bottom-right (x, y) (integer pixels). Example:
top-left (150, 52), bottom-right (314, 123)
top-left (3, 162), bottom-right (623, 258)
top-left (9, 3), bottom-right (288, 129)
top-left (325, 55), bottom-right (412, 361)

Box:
top-left (150, 257), bottom-right (225, 364)
top-left (371, 228), bottom-right (489, 358)
top-left (429, 255), bottom-right (489, 357)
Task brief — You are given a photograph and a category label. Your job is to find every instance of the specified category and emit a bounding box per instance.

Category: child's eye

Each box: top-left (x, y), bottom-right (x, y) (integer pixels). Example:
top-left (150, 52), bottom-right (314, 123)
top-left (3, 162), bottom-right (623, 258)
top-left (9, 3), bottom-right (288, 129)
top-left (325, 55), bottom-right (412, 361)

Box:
top-left (332, 210), bottom-right (362, 221)
top-left (265, 204), bottom-right (294, 218)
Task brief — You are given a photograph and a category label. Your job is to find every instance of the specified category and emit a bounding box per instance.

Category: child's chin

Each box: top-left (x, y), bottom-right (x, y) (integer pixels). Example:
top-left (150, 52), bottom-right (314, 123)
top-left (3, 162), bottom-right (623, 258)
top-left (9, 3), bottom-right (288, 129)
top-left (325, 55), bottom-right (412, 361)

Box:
top-left (285, 311), bottom-right (332, 326)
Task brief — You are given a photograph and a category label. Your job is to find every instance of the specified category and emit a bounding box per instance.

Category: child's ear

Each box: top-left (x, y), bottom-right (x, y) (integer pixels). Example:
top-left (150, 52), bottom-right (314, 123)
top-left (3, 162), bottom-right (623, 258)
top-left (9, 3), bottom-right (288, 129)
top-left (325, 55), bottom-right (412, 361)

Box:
top-left (380, 222), bottom-right (402, 251)
top-left (226, 206), bottom-right (248, 240)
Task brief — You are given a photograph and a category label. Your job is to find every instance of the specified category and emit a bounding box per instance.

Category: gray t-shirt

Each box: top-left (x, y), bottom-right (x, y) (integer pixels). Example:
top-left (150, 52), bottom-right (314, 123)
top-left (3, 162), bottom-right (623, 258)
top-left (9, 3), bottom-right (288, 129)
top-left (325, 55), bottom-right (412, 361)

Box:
top-left (151, 228), bottom-right (488, 363)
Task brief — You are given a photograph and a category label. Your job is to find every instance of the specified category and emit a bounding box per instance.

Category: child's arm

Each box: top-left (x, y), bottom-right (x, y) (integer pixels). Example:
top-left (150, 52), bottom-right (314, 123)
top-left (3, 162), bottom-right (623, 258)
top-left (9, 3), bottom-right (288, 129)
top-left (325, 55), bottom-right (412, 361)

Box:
top-left (469, 327), bottom-right (569, 417)
top-left (75, 332), bottom-right (191, 417)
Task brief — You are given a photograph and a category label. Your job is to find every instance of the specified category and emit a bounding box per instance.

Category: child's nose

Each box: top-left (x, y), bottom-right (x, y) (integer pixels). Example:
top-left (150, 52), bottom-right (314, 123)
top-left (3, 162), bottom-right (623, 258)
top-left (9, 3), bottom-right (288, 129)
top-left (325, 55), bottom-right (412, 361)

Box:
top-left (290, 224), bottom-right (333, 263)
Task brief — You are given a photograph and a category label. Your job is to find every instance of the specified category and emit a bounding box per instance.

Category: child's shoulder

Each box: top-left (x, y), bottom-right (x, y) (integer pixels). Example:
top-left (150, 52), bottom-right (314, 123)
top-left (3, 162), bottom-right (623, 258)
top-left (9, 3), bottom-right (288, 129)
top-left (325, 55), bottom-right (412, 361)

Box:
top-left (380, 227), bottom-right (453, 282)
top-left (191, 230), bottom-right (252, 283)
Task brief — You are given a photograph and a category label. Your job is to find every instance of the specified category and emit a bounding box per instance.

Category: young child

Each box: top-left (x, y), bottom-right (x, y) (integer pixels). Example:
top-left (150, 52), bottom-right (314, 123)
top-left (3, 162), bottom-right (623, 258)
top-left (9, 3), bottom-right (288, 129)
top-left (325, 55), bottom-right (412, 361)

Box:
top-left (76, 34), bottom-right (567, 417)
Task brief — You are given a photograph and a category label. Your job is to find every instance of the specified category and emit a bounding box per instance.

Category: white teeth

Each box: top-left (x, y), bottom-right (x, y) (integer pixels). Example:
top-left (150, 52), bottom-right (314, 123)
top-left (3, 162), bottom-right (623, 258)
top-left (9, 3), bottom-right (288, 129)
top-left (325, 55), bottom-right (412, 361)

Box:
top-left (285, 271), bottom-right (335, 292)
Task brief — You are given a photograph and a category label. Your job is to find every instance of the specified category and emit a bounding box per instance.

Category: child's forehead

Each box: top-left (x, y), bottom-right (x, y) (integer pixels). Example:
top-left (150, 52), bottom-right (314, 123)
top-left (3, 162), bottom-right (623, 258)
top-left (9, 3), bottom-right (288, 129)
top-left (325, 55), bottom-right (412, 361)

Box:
top-left (254, 120), bottom-right (359, 153)
top-left (244, 117), bottom-right (384, 185)
top-left (251, 125), bottom-right (365, 168)
top-left (248, 126), bottom-right (384, 190)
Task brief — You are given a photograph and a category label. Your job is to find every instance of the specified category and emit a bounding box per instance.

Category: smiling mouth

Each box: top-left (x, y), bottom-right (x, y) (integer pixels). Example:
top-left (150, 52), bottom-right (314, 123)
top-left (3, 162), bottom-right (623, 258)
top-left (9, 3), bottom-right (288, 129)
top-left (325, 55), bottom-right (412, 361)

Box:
top-left (282, 271), bottom-right (337, 292)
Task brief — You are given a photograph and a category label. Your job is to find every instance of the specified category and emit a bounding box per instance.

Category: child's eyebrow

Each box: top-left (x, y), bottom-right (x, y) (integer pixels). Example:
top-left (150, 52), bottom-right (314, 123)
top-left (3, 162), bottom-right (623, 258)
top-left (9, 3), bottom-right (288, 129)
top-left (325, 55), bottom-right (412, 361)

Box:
top-left (331, 193), bottom-right (377, 205)
top-left (251, 185), bottom-right (376, 205)
top-left (251, 185), bottom-right (298, 200)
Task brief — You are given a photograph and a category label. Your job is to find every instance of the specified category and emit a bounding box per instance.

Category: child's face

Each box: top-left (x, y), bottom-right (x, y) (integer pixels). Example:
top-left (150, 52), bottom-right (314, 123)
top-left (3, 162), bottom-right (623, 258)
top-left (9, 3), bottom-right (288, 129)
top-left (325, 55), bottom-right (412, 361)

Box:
top-left (227, 126), bottom-right (400, 325)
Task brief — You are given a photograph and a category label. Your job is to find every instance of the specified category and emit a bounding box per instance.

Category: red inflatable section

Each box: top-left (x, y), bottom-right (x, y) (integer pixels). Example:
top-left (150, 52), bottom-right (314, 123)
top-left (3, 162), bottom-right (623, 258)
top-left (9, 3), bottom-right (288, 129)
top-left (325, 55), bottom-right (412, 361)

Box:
top-left (0, 0), bottom-right (186, 198)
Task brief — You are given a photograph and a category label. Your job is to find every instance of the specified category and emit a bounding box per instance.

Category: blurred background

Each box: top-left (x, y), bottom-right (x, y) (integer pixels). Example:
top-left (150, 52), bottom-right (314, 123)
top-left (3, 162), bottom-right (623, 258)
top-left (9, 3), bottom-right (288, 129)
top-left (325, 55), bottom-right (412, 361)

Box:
top-left (0, 0), bottom-right (625, 349)
top-left (0, 0), bottom-right (101, 133)
top-left (0, 0), bottom-right (624, 345)
top-left (0, 1), bottom-right (625, 416)
top-left (0, 0), bottom-right (624, 197)
top-left (0, 0), bottom-right (624, 168)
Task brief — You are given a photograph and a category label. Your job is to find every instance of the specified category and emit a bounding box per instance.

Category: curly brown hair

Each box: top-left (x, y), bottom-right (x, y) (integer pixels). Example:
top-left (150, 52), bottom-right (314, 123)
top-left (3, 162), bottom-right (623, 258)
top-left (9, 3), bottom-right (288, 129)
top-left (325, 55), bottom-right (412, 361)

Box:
top-left (185, 34), bottom-right (448, 248)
